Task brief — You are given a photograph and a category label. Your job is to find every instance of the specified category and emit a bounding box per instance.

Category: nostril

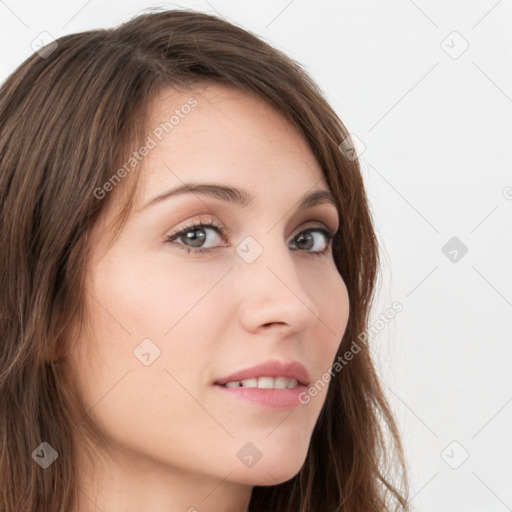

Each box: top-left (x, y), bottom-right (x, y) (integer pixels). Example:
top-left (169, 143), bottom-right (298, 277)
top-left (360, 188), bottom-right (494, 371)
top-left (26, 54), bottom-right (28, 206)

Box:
top-left (263, 321), bottom-right (286, 327)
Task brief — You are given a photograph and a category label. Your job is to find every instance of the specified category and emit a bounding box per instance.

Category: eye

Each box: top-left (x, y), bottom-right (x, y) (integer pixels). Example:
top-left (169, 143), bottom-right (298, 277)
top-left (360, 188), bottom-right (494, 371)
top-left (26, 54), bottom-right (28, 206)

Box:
top-left (289, 226), bottom-right (336, 257)
top-left (165, 217), bottom-right (337, 256)
top-left (165, 217), bottom-right (229, 254)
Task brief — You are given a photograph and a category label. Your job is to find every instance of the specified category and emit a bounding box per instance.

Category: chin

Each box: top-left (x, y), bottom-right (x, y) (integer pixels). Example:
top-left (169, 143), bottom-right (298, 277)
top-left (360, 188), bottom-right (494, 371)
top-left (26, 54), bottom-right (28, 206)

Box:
top-left (233, 451), bottom-right (307, 487)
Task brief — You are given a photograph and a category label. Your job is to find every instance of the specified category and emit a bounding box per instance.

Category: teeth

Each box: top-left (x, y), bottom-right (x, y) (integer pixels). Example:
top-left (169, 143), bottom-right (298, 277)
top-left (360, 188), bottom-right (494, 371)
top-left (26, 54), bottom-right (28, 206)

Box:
top-left (223, 377), bottom-right (299, 389)
top-left (241, 378), bottom-right (258, 388)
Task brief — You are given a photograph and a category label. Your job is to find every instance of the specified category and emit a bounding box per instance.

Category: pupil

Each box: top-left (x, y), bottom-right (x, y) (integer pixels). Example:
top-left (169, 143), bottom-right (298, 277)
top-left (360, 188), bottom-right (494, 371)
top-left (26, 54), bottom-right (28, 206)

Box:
top-left (185, 229), bottom-right (205, 247)
top-left (296, 232), bottom-right (313, 250)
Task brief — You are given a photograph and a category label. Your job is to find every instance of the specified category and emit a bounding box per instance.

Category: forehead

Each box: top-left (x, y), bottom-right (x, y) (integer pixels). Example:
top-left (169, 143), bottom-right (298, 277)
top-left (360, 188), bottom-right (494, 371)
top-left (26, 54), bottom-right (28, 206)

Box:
top-left (136, 83), bottom-right (327, 207)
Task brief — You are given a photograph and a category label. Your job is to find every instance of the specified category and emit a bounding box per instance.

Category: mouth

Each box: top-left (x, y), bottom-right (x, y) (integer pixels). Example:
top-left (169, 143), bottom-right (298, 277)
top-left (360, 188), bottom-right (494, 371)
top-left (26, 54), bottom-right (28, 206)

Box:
top-left (214, 359), bottom-right (311, 387)
top-left (217, 376), bottom-right (302, 389)
top-left (213, 359), bottom-right (311, 407)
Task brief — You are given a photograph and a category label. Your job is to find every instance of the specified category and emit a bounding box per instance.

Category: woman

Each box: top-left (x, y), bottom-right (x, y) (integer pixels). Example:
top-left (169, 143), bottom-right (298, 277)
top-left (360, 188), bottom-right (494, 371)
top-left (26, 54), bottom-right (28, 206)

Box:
top-left (0, 8), bottom-right (409, 512)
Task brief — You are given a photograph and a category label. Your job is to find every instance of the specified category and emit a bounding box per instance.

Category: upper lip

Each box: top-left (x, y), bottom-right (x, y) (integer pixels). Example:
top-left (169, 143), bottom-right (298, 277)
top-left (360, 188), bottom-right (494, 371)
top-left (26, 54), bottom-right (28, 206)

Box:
top-left (214, 359), bottom-right (311, 386)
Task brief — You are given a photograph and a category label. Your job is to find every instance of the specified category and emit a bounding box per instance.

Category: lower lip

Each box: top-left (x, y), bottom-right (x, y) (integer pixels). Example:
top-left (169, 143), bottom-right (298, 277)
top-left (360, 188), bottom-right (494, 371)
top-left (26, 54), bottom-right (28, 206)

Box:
top-left (214, 384), bottom-right (308, 409)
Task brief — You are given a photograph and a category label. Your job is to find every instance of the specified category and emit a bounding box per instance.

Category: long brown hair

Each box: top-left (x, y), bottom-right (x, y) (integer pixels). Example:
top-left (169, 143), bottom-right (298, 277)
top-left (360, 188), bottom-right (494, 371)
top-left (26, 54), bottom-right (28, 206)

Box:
top-left (0, 8), bottom-right (409, 511)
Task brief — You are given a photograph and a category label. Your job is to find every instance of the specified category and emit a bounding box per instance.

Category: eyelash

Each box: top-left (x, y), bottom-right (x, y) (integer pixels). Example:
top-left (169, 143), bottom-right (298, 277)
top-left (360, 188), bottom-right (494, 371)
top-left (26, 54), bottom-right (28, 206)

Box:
top-left (165, 217), bottom-right (337, 257)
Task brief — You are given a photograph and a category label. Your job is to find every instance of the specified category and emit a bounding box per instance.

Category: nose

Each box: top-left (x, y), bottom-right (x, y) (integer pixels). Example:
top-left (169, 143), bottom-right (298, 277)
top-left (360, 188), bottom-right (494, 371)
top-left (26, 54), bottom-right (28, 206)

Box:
top-left (235, 239), bottom-right (321, 335)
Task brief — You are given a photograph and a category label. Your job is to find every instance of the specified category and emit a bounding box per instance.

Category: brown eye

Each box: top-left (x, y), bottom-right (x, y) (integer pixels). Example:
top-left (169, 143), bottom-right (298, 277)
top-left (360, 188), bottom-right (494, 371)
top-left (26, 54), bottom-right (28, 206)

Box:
top-left (165, 219), bottom-right (229, 254)
top-left (290, 227), bottom-right (335, 256)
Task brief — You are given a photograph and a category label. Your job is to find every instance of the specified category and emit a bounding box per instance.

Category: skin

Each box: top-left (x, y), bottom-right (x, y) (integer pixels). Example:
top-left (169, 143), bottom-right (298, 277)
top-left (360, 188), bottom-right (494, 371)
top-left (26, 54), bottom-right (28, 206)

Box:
top-left (68, 84), bottom-right (350, 512)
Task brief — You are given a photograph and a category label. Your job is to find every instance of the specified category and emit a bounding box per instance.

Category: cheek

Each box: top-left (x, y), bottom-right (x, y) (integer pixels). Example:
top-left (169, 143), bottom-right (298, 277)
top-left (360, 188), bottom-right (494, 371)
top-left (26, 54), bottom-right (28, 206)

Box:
top-left (308, 262), bottom-right (350, 347)
top-left (79, 248), bottom-right (234, 400)
top-left (301, 265), bottom-right (350, 402)
top-left (90, 245), bottom-right (231, 339)
top-left (68, 255), bottom-right (234, 470)
top-left (326, 277), bottom-right (350, 349)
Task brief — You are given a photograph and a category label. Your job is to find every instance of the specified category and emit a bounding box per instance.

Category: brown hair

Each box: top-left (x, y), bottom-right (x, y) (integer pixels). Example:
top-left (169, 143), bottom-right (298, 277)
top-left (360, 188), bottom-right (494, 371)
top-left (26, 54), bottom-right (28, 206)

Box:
top-left (0, 8), bottom-right (409, 511)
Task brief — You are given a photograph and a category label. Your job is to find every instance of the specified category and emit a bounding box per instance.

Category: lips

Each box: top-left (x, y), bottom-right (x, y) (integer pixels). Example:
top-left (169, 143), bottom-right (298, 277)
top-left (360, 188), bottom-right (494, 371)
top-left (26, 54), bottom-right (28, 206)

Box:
top-left (214, 359), bottom-right (311, 387)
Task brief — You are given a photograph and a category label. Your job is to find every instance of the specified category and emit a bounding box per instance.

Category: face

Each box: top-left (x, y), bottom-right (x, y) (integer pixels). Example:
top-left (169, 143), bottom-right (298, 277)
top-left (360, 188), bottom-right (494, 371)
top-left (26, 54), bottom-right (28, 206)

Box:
top-left (68, 84), bottom-right (349, 499)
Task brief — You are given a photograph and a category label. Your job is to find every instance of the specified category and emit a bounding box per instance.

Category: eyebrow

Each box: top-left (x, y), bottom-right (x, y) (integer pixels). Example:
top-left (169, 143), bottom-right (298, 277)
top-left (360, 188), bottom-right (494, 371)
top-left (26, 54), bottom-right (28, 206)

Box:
top-left (139, 182), bottom-right (338, 212)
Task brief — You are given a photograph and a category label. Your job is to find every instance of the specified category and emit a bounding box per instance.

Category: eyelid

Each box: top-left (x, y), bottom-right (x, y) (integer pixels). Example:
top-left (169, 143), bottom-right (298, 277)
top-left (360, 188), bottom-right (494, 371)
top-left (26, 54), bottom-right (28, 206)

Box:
top-left (167, 216), bottom-right (336, 242)
top-left (166, 216), bottom-right (231, 246)
top-left (290, 220), bottom-right (338, 240)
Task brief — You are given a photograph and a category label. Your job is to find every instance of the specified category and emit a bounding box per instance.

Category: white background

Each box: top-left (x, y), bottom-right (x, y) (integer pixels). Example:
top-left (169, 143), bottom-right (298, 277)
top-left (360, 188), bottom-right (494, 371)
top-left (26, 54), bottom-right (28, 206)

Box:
top-left (1, 1), bottom-right (511, 510)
